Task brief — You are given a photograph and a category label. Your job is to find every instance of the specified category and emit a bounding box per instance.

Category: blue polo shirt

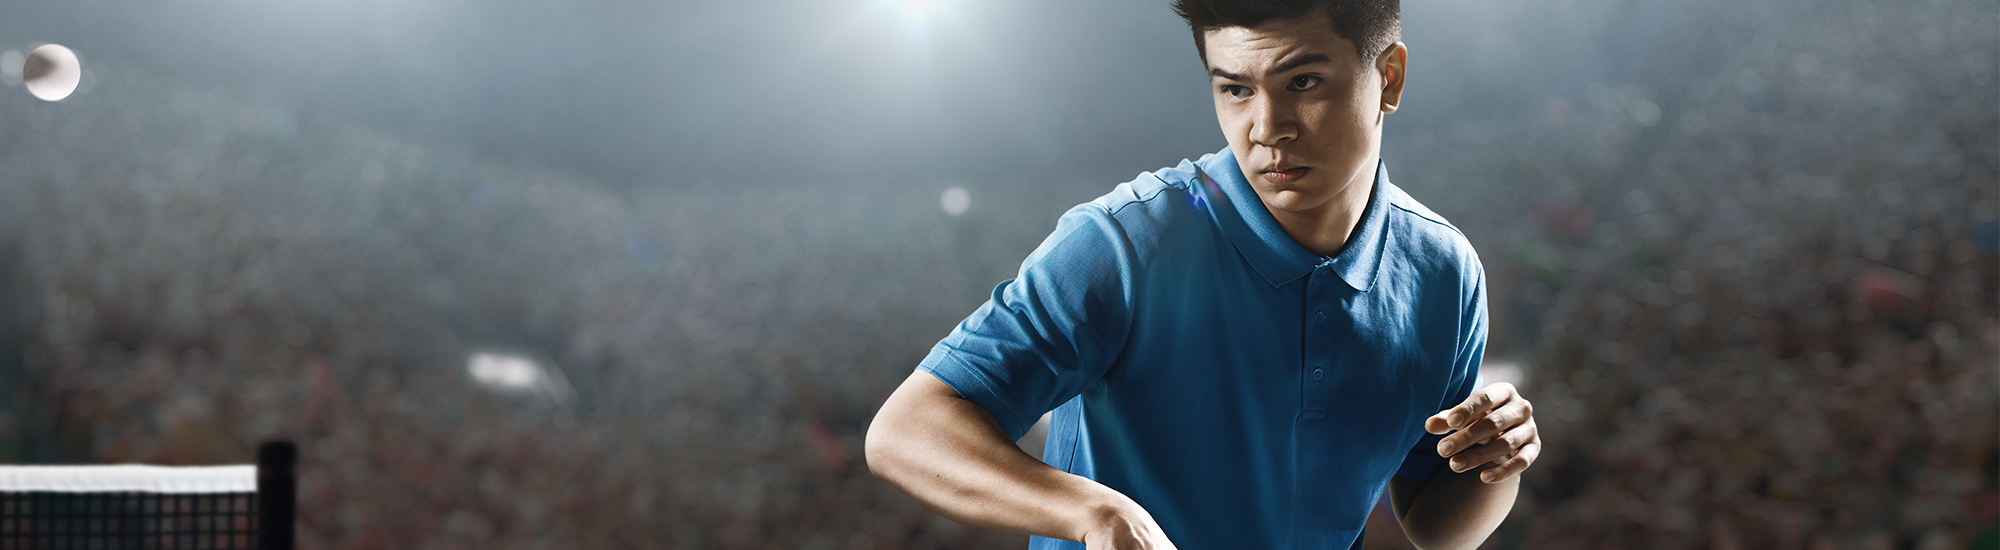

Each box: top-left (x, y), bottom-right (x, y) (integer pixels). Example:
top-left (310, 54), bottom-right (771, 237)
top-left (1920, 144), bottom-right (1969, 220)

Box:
top-left (917, 147), bottom-right (1486, 550)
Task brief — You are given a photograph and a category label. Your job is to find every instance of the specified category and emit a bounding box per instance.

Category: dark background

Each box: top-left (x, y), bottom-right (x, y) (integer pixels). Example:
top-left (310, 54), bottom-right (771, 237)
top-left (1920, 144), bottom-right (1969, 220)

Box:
top-left (0, 0), bottom-right (1993, 548)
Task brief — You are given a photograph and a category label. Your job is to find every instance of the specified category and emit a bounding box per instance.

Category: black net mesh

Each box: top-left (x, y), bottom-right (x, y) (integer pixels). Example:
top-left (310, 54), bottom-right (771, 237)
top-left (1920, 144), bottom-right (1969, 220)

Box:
top-left (0, 492), bottom-right (258, 550)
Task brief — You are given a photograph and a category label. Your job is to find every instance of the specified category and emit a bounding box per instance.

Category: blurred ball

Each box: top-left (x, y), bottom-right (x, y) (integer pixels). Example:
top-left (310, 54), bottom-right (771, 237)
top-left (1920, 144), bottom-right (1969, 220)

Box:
top-left (23, 44), bottom-right (81, 102)
top-left (940, 186), bottom-right (970, 216)
top-left (0, 49), bottom-right (23, 87)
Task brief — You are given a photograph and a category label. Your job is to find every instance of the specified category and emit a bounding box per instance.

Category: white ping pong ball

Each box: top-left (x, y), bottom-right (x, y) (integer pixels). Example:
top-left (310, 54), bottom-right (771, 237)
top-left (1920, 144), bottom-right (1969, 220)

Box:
top-left (24, 44), bottom-right (81, 102)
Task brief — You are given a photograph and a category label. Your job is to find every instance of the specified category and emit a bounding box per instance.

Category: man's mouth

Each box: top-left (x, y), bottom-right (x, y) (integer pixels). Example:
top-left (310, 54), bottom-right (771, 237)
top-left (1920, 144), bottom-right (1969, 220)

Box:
top-left (1260, 167), bottom-right (1311, 184)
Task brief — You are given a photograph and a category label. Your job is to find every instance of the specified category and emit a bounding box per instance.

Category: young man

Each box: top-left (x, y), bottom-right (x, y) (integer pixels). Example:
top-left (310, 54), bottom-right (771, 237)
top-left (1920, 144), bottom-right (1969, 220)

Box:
top-left (866, 1), bottom-right (1540, 548)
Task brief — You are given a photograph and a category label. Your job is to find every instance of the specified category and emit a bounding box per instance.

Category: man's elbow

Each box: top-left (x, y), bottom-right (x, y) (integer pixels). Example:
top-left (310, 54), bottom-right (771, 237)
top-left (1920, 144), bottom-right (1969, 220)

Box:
top-left (864, 401), bottom-right (939, 492)
top-left (1400, 529), bottom-right (1474, 550)
top-left (1401, 518), bottom-right (1501, 550)
top-left (863, 413), bottom-right (905, 482)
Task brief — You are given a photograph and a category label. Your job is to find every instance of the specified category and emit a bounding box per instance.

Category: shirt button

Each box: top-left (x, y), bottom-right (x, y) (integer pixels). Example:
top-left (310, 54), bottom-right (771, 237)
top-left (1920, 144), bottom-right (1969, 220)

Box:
top-left (1312, 368), bottom-right (1325, 380)
top-left (1314, 311), bottom-right (1327, 324)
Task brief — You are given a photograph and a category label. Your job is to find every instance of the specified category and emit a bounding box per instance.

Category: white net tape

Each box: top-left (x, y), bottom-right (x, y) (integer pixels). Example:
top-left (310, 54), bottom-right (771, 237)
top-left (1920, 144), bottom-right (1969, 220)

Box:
top-left (0, 465), bottom-right (256, 494)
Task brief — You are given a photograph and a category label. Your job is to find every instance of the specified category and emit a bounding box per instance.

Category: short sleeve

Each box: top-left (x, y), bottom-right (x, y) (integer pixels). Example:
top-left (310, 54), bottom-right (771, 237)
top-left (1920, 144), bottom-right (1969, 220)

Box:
top-left (917, 204), bottom-right (1137, 439)
top-left (1395, 260), bottom-right (1487, 481)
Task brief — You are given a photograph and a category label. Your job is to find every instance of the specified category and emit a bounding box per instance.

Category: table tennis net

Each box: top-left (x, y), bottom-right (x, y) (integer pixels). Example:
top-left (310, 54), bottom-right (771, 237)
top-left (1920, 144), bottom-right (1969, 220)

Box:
top-left (0, 465), bottom-right (259, 549)
top-left (0, 441), bottom-right (293, 550)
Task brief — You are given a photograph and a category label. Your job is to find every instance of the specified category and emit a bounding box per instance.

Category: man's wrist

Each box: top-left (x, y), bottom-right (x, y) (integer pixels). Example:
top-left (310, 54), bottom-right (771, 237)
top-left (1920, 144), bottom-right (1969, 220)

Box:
top-left (1069, 483), bottom-right (1153, 543)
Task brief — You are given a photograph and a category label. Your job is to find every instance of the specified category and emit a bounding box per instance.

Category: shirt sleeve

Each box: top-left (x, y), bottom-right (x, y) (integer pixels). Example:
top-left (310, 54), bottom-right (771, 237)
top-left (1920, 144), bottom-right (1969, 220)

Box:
top-left (1395, 257), bottom-right (1487, 481)
top-left (916, 204), bottom-right (1137, 439)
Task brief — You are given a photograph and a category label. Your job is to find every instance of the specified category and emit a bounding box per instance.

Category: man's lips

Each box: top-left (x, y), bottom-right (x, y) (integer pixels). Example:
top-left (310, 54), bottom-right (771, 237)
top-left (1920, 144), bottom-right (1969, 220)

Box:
top-left (1260, 167), bottom-right (1311, 184)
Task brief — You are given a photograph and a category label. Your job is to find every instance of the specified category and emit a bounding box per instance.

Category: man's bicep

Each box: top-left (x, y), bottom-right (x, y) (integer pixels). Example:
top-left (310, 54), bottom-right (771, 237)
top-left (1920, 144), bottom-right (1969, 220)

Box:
top-left (870, 371), bottom-right (1007, 455)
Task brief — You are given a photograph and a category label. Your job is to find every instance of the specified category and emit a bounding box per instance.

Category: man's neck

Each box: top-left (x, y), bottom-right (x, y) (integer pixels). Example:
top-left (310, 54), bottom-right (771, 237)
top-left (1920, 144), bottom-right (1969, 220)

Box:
top-left (1263, 161), bottom-right (1376, 258)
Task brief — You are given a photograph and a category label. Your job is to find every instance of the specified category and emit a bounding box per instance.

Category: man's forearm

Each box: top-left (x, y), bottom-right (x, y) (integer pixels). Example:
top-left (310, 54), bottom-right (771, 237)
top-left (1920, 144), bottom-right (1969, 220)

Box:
top-left (864, 371), bottom-right (1161, 544)
top-left (1388, 464), bottom-right (1519, 550)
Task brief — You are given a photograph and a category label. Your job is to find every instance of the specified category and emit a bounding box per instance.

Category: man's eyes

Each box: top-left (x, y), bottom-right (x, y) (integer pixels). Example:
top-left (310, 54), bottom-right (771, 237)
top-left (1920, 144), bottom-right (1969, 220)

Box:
top-left (1217, 75), bottom-right (1323, 98)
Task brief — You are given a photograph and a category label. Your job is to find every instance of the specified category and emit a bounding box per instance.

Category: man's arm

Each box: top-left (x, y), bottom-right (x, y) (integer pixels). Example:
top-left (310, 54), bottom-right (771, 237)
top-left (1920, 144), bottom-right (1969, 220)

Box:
top-left (1388, 382), bottom-right (1539, 550)
top-left (1387, 466), bottom-right (1518, 550)
top-left (864, 371), bottom-right (1177, 549)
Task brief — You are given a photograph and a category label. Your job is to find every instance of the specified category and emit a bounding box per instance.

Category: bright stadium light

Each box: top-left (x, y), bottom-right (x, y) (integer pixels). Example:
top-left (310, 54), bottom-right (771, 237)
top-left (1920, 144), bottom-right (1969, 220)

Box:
top-left (468, 352), bottom-right (540, 390)
top-left (466, 351), bottom-right (575, 403)
top-left (940, 185), bottom-right (970, 216)
top-left (898, 0), bottom-right (941, 18)
top-left (884, 0), bottom-right (951, 28)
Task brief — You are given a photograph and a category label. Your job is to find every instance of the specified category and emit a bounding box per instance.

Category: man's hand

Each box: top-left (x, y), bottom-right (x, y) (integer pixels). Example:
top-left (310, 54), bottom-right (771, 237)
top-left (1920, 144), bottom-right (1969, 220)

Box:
top-left (866, 372), bottom-right (1177, 548)
top-left (1079, 502), bottom-right (1178, 550)
top-left (1426, 382), bottom-right (1540, 484)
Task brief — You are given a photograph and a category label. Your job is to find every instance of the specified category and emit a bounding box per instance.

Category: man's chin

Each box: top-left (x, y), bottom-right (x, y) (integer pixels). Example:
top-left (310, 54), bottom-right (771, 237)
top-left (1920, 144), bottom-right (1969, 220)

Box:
top-left (1255, 188), bottom-right (1329, 214)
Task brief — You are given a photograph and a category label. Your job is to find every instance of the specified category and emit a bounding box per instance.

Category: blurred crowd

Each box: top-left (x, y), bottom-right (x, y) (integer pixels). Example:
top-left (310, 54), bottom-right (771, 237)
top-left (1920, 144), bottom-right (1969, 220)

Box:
top-left (0, 70), bottom-right (1056, 547)
top-left (0, 0), bottom-right (1993, 548)
top-left (1385, 0), bottom-right (2000, 548)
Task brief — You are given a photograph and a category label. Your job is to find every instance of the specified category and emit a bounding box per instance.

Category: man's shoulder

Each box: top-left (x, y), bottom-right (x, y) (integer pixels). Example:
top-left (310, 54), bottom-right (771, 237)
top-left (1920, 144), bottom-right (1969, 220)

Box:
top-left (1378, 181), bottom-right (1482, 271)
top-left (1051, 156), bottom-right (1213, 244)
top-left (1025, 155), bottom-right (1220, 273)
top-left (1076, 156), bottom-right (1204, 219)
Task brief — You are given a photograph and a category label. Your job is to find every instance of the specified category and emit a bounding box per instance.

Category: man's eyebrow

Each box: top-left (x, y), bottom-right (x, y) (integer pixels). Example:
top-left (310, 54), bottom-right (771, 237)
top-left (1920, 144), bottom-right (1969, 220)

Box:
top-left (1272, 53), bottom-right (1332, 75)
top-left (1207, 53), bottom-right (1334, 81)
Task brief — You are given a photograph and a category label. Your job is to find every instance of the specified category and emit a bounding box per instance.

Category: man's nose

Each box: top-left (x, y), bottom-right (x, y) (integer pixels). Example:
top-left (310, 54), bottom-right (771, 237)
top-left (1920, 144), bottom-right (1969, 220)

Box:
top-left (1248, 95), bottom-right (1299, 147)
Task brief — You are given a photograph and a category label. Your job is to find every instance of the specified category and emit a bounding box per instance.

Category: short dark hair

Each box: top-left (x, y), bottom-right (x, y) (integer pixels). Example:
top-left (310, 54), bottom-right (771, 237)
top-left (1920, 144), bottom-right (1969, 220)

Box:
top-left (1172, 0), bottom-right (1401, 65)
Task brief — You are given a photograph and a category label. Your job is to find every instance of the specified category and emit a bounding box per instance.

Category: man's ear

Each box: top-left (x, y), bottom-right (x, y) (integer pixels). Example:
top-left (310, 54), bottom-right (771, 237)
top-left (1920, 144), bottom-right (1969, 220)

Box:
top-left (1378, 42), bottom-right (1407, 114)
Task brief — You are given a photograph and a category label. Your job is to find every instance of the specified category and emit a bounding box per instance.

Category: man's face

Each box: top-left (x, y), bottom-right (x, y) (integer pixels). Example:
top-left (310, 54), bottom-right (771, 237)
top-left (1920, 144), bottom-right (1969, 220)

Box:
top-left (1204, 11), bottom-right (1403, 219)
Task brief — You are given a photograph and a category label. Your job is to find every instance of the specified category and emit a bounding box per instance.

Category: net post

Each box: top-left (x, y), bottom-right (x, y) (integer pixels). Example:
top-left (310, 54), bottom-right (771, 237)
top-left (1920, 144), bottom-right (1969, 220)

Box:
top-left (257, 441), bottom-right (296, 550)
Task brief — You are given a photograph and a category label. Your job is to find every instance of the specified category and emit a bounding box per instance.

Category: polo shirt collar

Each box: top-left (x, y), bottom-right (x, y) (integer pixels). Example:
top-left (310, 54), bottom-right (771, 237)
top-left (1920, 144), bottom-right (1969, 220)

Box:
top-left (1192, 148), bottom-right (1391, 292)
